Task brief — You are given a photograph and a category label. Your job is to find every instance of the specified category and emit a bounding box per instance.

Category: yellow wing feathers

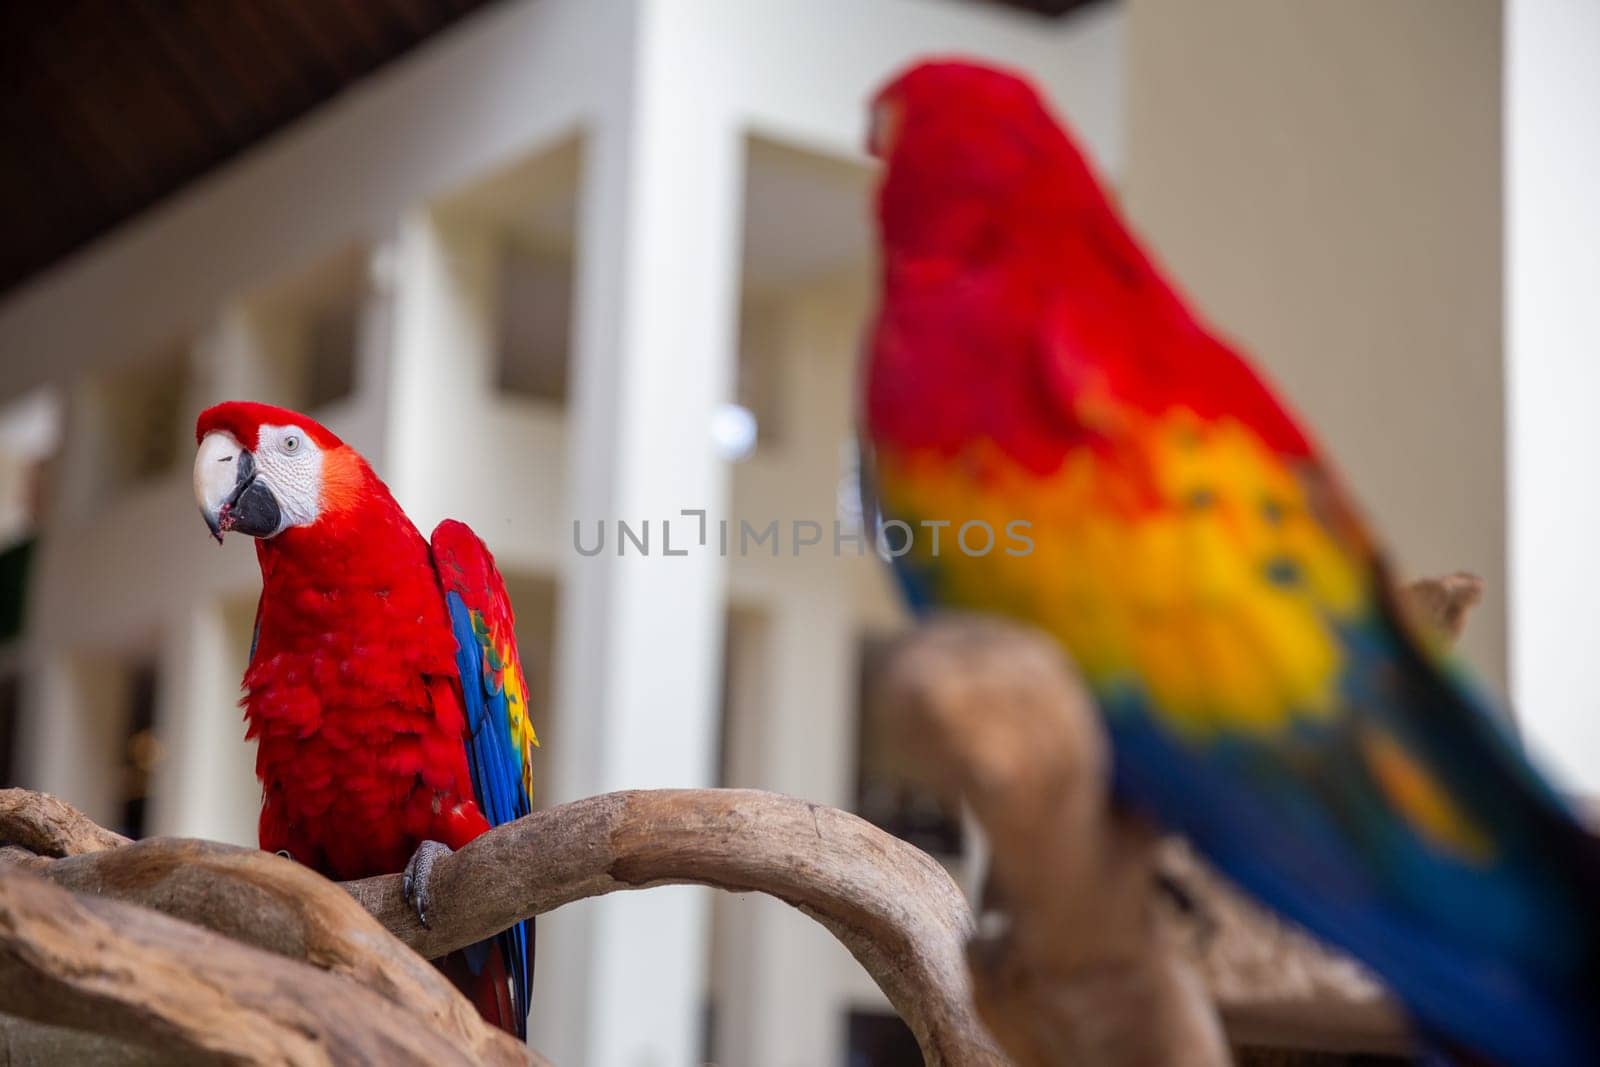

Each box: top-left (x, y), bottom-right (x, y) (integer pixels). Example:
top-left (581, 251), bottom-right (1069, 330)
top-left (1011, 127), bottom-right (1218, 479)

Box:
top-left (471, 609), bottom-right (539, 802)
top-left (876, 411), bottom-right (1371, 735)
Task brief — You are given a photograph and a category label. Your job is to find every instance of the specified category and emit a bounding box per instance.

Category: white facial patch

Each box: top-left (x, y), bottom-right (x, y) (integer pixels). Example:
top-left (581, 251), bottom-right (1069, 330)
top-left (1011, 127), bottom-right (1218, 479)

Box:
top-left (253, 424), bottom-right (325, 534)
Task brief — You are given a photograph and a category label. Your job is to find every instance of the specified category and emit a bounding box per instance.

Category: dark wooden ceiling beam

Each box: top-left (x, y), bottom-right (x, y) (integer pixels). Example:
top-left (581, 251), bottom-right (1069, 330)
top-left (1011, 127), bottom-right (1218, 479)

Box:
top-left (0, 0), bottom-right (494, 295)
top-left (0, 0), bottom-right (1103, 296)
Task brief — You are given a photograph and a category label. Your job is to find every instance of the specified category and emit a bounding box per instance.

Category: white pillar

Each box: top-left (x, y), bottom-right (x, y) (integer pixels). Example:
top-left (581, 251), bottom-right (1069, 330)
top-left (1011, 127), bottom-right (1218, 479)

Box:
top-left (384, 211), bottom-right (498, 531)
top-left (1505, 0), bottom-right (1600, 793)
top-left (538, 5), bottom-right (743, 1064)
top-left (18, 652), bottom-right (125, 828)
top-left (146, 599), bottom-right (259, 846)
top-left (723, 595), bottom-right (859, 1065)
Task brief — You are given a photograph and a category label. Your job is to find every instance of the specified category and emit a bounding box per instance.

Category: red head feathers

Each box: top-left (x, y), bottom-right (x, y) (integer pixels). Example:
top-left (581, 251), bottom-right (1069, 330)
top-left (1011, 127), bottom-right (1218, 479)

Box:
top-left (868, 59), bottom-right (1122, 263)
top-left (196, 401), bottom-right (345, 452)
top-left (864, 58), bottom-right (1312, 463)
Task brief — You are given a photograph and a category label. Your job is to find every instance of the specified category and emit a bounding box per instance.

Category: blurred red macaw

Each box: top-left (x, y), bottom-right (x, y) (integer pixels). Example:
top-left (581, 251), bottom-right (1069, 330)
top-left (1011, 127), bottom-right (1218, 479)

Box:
top-left (193, 401), bottom-right (536, 1038)
top-left (861, 60), bottom-right (1600, 1066)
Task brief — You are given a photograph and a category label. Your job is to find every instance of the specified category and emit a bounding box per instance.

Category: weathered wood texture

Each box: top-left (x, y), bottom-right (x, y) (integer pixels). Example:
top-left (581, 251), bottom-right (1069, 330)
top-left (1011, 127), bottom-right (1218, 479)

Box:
top-left (0, 788), bottom-right (1002, 1065)
top-left (0, 867), bottom-right (537, 1066)
top-left (877, 617), bottom-right (1234, 1066)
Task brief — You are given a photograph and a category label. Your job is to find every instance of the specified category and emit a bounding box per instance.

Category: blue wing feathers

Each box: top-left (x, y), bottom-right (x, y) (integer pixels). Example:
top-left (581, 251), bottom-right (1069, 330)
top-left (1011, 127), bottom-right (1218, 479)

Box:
top-left (445, 588), bottom-right (534, 1038)
top-left (1112, 711), bottom-right (1592, 1067)
top-left (1100, 598), bottom-right (1600, 1067)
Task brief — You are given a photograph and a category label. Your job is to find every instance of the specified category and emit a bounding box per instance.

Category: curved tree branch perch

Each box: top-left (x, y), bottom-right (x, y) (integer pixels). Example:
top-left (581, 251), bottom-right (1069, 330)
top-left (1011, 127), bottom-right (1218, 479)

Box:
top-left (1, 788), bottom-right (1003, 1066)
top-left (875, 617), bottom-right (1234, 1066)
top-left (12, 835), bottom-right (507, 1057)
top-left (0, 787), bottom-right (130, 856)
top-left (0, 867), bottom-right (539, 1066)
top-left (347, 788), bottom-right (1006, 1065)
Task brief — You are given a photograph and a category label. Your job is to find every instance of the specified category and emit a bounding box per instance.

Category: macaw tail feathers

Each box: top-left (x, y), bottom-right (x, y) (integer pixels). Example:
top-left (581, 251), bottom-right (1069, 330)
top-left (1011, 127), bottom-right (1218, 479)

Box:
top-left (438, 936), bottom-right (527, 1039)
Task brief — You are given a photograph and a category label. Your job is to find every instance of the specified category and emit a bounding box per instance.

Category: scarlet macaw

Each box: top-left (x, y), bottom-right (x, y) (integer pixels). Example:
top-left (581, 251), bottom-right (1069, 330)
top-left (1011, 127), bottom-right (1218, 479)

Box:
top-left (861, 60), bottom-right (1600, 1065)
top-left (193, 401), bottom-right (536, 1037)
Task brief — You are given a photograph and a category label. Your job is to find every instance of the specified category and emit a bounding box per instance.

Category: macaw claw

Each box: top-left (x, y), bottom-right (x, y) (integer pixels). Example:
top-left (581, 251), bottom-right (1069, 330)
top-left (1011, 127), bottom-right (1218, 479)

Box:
top-left (402, 839), bottom-right (453, 929)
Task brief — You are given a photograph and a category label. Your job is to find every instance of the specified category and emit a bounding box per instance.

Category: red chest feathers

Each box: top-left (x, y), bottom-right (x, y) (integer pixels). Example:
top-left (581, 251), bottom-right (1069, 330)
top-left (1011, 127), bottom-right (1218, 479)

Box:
top-left (244, 528), bottom-right (481, 879)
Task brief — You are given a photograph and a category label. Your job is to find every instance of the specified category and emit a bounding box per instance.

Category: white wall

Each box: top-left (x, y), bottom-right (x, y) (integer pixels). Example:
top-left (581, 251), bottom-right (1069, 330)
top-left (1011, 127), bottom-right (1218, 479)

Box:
top-left (1505, 0), bottom-right (1600, 793)
top-left (1124, 0), bottom-right (1508, 691)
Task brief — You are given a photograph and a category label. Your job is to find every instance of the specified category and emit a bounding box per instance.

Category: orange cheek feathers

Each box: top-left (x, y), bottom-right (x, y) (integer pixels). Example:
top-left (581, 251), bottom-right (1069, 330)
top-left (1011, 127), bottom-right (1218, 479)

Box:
top-left (317, 446), bottom-right (372, 516)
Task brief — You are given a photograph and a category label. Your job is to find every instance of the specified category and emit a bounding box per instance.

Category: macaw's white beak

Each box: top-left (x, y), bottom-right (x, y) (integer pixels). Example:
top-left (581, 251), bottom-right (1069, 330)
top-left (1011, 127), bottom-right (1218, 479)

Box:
top-left (193, 431), bottom-right (280, 543)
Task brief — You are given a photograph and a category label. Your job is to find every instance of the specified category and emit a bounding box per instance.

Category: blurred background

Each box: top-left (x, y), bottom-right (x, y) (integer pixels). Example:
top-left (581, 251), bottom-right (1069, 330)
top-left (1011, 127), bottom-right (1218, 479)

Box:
top-left (0, 1), bottom-right (1592, 1065)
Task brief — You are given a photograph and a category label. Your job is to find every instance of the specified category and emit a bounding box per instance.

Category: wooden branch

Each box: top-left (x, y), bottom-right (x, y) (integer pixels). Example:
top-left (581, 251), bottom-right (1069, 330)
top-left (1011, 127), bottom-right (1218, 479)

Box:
top-left (876, 618), bottom-right (1231, 1066)
top-left (1, 788), bottom-right (1002, 1066)
top-left (1403, 572), bottom-right (1484, 642)
top-left (347, 789), bottom-right (1006, 1066)
top-left (0, 788), bottom-right (130, 857)
top-left (0, 1015), bottom-right (163, 1066)
top-left (0, 867), bottom-right (541, 1066)
top-left (7, 834), bottom-right (513, 1060)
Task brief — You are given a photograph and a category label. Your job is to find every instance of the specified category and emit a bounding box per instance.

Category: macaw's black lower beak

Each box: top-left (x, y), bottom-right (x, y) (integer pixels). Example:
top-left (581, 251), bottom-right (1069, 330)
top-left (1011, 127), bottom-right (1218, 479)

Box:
top-left (214, 450), bottom-right (281, 541)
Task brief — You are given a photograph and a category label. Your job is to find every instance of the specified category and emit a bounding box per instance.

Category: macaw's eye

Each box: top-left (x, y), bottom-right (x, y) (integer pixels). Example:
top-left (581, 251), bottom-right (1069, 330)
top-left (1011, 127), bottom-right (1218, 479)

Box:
top-left (283, 435), bottom-right (301, 454)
